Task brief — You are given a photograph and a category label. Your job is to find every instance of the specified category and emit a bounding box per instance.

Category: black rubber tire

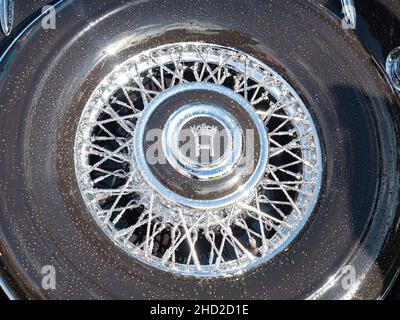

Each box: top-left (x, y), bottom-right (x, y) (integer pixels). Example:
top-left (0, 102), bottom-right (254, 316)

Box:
top-left (1, 0), bottom-right (400, 299)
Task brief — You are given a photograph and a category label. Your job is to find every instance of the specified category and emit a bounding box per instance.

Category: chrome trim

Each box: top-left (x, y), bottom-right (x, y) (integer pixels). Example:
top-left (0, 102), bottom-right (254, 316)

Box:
top-left (386, 47), bottom-right (400, 91)
top-left (0, 275), bottom-right (16, 300)
top-left (341, 0), bottom-right (356, 29)
top-left (0, 0), bottom-right (14, 36)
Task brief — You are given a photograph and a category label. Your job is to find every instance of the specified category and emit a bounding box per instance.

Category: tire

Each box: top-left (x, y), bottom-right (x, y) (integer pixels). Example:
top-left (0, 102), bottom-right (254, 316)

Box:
top-left (0, 0), bottom-right (400, 299)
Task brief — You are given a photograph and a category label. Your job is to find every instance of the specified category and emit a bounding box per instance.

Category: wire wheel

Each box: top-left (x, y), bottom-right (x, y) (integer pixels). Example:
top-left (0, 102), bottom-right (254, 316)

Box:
top-left (74, 42), bottom-right (322, 277)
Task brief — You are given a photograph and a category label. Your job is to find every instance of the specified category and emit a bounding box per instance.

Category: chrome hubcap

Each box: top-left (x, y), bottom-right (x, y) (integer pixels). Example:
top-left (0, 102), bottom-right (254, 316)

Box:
top-left (75, 42), bottom-right (322, 277)
top-left (134, 82), bottom-right (269, 209)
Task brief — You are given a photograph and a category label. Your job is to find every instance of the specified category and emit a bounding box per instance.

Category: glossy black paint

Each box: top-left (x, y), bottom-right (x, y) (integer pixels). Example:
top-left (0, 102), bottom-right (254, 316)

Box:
top-left (0, 1), bottom-right (52, 46)
top-left (318, 0), bottom-right (400, 69)
top-left (2, 1), bottom-right (400, 78)
top-left (0, 0), bottom-right (400, 300)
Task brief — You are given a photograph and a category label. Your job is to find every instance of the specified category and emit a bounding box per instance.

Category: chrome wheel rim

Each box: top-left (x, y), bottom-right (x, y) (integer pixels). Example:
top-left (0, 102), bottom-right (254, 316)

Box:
top-left (74, 42), bottom-right (322, 277)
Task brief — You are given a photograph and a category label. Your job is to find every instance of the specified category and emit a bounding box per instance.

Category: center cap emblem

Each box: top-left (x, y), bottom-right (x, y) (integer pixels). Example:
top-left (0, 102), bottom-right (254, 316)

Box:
top-left (163, 104), bottom-right (243, 181)
top-left (190, 123), bottom-right (218, 161)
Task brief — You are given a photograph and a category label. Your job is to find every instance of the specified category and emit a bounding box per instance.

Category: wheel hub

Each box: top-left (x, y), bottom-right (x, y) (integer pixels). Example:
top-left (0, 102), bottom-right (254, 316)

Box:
top-left (134, 82), bottom-right (268, 209)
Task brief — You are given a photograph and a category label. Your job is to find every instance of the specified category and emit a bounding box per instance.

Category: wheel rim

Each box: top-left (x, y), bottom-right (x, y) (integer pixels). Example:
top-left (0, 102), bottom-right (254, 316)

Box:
top-left (74, 42), bottom-right (322, 277)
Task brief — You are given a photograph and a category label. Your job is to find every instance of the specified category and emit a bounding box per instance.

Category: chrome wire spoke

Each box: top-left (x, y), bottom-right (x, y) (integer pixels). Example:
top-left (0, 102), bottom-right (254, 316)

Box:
top-left (75, 42), bottom-right (322, 277)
